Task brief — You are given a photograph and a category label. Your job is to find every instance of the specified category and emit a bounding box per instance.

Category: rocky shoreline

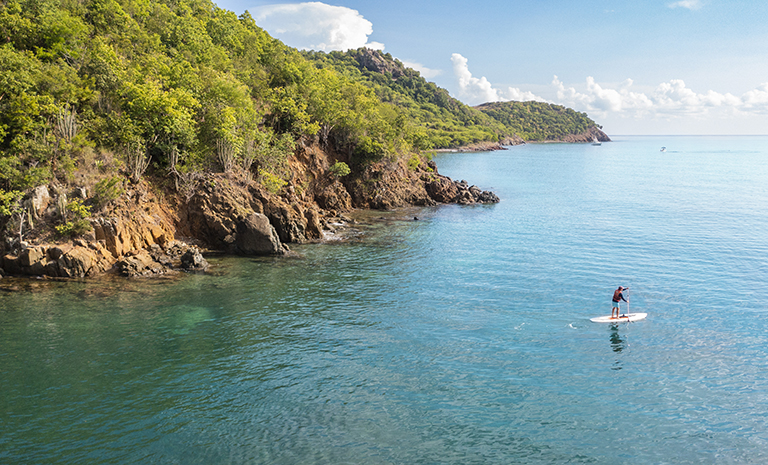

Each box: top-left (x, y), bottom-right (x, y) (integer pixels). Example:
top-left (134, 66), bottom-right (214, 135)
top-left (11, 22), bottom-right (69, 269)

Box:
top-left (434, 127), bottom-right (611, 153)
top-left (434, 137), bottom-right (525, 153)
top-left (0, 143), bottom-right (499, 279)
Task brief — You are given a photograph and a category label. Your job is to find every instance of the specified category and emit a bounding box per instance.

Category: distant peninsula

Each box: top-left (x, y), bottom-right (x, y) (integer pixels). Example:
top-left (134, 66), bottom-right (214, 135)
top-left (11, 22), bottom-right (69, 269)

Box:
top-left (475, 101), bottom-right (611, 144)
top-left (0, 0), bottom-right (609, 280)
top-left (303, 48), bottom-right (610, 148)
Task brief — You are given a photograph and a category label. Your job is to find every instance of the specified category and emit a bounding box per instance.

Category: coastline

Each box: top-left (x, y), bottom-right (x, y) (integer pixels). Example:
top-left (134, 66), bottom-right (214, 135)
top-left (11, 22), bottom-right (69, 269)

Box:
top-left (0, 144), bottom-right (500, 280)
top-left (433, 126), bottom-right (611, 153)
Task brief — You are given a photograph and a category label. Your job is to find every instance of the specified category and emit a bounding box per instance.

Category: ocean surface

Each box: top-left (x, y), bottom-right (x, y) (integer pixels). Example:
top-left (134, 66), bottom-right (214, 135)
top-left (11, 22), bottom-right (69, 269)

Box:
top-left (2, 135), bottom-right (768, 464)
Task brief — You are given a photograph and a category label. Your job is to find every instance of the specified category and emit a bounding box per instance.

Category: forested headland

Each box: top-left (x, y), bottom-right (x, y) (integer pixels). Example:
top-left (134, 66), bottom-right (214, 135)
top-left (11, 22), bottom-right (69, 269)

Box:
top-left (0, 0), bottom-right (608, 278)
top-left (302, 48), bottom-right (610, 148)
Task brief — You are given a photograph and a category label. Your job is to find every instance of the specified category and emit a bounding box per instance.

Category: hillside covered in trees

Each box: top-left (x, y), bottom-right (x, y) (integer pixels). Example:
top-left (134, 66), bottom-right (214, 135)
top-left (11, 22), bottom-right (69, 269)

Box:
top-left (302, 49), bottom-right (510, 148)
top-left (475, 101), bottom-right (607, 142)
top-left (0, 0), bottom-right (608, 197)
top-left (0, 0), bottom-right (435, 195)
top-left (302, 48), bottom-right (609, 147)
top-left (0, 0), bottom-right (607, 278)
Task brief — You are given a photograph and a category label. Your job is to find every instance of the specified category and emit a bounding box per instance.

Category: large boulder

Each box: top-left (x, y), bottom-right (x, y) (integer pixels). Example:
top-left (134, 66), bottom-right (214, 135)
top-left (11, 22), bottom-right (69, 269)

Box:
top-left (180, 248), bottom-right (209, 271)
top-left (316, 180), bottom-right (353, 212)
top-left (19, 246), bottom-right (45, 268)
top-left (426, 177), bottom-right (460, 203)
top-left (184, 177), bottom-right (292, 254)
top-left (56, 243), bottom-right (114, 277)
top-left (304, 207), bottom-right (324, 240)
top-left (2, 243), bottom-right (114, 277)
top-left (117, 249), bottom-right (168, 277)
top-left (264, 202), bottom-right (309, 244)
top-left (92, 216), bottom-right (172, 258)
top-left (57, 246), bottom-right (97, 277)
top-left (235, 213), bottom-right (286, 255)
top-left (25, 186), bottom-right (51, 219)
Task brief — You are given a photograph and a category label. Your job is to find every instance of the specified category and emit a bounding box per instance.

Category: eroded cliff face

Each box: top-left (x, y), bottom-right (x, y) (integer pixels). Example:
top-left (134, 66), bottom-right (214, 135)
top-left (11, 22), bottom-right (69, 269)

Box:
top-left (1, 142), bottom-right (499, 279)
top-left (559, 126), bottom-right (611, 143)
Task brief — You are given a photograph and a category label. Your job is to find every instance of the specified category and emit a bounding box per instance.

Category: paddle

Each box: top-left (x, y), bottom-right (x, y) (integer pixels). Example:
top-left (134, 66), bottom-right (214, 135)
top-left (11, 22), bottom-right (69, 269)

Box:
top-left (625, 288), bottom-right (631, 323)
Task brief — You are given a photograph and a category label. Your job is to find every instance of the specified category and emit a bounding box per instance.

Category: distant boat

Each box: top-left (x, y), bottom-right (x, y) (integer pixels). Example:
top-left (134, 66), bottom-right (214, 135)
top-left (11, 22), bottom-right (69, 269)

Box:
top-left (660, 147), bottom-right (666, 152)
top-left (592, 137), bottom-right (601, 146)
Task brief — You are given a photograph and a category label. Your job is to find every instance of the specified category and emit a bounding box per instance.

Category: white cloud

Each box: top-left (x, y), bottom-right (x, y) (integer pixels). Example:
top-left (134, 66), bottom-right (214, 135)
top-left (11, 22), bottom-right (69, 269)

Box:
top-left (552, 76), bottom-right (756, 121)
top-left (503, 86), bottom-right (544, 102)
top-left (252, 2), bottom-right (384, 52)
top-left (741, 83), bottom-right (768, 115)
top-left (400, 60), bottom-right (442, 79)
top-left (451, 53), bottom-right (546, 105)
top-left (554, 76), bottom-right (653, 115)
top-left (447, 53), bottom-right (768, 133)
top-left (667, 0), bottom-right (702, 10)
top-left (451, 53), bottom-right (499, 104)
top-left (449, 52), bottom-right (768, 125)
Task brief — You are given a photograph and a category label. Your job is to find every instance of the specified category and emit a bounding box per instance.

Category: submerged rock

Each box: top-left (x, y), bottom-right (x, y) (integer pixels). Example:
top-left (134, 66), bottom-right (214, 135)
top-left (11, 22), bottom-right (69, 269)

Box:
top-left (180, 248), bottom-right (208, 271)
top-left (117, 250), bottom-right (167, 277)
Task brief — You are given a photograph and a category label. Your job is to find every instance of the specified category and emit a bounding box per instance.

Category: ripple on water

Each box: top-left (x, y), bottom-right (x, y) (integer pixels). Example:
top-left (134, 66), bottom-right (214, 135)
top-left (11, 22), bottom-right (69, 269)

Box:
top-left (3, 137), bottom-right (768, 463)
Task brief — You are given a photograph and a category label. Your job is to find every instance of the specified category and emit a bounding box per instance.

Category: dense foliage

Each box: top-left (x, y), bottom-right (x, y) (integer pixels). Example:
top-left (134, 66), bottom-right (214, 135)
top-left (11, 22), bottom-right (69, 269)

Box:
top-left (0, 0), bottom-right (420, 195)
top-left (475, 101), bottom-right (602, 141)
top-left (0, 0), bottom-right (605, 205)
top-left (302, 49), bottom-right (509, 149)
top-left (302, 49), bottom-right (605, 147)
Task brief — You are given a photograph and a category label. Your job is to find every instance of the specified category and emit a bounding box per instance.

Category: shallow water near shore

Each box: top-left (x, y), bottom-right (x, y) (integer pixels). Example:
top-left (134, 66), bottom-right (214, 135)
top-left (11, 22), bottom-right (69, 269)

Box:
top-left (2, 135), bottom-right (768, 463)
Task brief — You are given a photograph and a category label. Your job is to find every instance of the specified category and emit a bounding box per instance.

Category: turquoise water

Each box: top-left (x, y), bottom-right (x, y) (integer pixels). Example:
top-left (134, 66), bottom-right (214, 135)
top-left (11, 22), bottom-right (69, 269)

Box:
top-left (2, 136), bottom-right (768, 463)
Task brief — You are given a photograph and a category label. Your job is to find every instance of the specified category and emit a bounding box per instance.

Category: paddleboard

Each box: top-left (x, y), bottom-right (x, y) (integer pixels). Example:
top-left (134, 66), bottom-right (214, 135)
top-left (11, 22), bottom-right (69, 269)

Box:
top-left (590, 312), bottom-right (647, 323)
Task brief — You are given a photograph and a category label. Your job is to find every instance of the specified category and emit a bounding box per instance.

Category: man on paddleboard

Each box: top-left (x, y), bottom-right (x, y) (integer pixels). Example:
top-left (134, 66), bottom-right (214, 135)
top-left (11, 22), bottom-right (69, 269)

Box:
top-left (611, 286), bottom-right (628, 319)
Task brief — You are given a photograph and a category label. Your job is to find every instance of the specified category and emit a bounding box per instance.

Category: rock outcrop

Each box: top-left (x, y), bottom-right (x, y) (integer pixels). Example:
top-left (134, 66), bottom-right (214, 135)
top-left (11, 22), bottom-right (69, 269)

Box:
top-left (115, 241), bottom-right (209, 277)
top-left (3, 242), bottom-right (114, 278)
top-left (350, 48), bottom-right (405, 79)
top-left (0, 140), bottom-right (500, 279)
top-left (437, 137), bottom-right (525, 153)
top-left (25, 186), bottom-right (51, 219)
top-left (235, 213), bottom-right (286, 255)
top-left (560, 126), bottom-right (611, 143)
top-left (426, 176), bottom-right (500, 205)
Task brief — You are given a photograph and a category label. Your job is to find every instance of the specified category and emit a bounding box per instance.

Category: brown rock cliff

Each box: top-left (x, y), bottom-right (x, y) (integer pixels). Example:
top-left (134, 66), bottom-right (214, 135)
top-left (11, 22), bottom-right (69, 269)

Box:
top-left (1, 142), bottom-right (499, 279)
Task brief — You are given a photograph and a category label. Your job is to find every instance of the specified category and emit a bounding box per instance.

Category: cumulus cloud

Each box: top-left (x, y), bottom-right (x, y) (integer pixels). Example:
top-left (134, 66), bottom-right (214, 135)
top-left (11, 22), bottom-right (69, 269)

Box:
top-left (554, 76), bottom-right (654, 115)
top-left (451, 53), bottom-right (768, 123)
top-left (252, 2), bottom-right (384, 52)
top-left (401, 60), bottom-right (442, 79)
top-left (451, 53), bottom-right (546, 105)
top-left (667, 0), bottom-right (702, 10)
top-left (739, 83), bottom-right (768, 114)
top-left (451, 53), bottom-right (499, 103)
top-left (553, 76), bottom-right (750, 118)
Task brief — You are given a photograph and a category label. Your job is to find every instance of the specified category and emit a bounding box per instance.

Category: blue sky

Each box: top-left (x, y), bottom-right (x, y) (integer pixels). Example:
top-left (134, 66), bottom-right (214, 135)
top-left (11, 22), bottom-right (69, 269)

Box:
top-left (213, 0), bottom-right (768, 135)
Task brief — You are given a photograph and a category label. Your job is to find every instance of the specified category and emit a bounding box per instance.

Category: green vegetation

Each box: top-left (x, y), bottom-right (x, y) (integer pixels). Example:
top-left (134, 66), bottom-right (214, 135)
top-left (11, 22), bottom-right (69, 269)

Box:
top-left (0, 0), bottom-right (423, 197)
top-left (475, 101), bottom-right (602, 141)
top-left (302, 48), bottom-right (604, 147)
top-left (0, 189), bottom-right (23, 217)
top-left (91, 175), bottom-right (124, 210)
top-left (0, 0), bottom-right (605, 222)
top-left (303, 49), bottom-right (509, 149)
top-left (329, 161), bottom-right (351, 178)
top-left (55, 198), bottom-right (92, 237)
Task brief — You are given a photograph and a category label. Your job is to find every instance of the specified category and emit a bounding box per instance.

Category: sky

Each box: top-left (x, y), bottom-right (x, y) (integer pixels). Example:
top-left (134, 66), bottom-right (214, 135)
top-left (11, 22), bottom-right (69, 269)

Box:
top-left (213, 0), bottom-right (768, 135)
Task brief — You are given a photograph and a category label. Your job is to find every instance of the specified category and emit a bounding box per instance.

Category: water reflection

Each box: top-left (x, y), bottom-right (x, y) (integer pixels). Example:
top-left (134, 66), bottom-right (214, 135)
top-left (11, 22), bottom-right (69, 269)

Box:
top-left (609, 325), bottom-right (627, 371)
top-left (609, 325), bottom-right (626, 353)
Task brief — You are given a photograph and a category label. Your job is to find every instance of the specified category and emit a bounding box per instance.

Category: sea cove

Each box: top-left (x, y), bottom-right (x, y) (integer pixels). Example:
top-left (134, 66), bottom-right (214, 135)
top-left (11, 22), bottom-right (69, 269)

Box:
top-left (2, 136), bottom-right (768, 463)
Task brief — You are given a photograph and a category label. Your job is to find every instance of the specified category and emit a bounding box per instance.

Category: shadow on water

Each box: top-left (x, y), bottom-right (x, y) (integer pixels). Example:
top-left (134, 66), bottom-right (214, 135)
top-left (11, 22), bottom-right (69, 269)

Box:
top-left (609, 324), bottom-right (627, 370)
